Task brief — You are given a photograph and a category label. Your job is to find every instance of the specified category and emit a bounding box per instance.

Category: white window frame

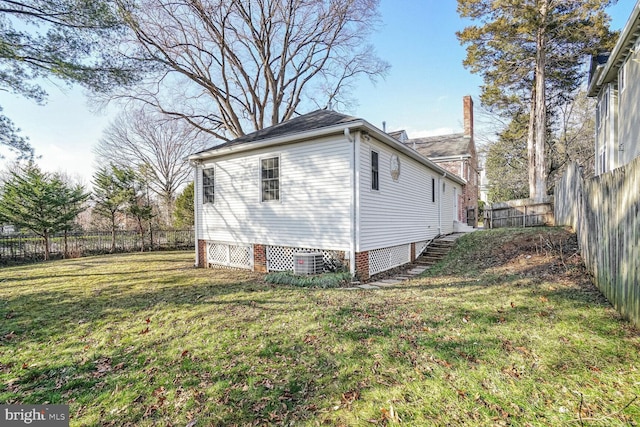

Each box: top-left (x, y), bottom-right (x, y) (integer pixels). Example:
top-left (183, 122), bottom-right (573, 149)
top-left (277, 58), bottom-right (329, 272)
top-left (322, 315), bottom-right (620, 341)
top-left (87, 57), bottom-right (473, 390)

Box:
top-left (202, 167), bottom-right (215, 204)
top-left (619, 60), bottom-right (627, 93)
top-left (260, 155), bottom-right (281, 202)
top-left (371, 150), bottom-right (380, 191)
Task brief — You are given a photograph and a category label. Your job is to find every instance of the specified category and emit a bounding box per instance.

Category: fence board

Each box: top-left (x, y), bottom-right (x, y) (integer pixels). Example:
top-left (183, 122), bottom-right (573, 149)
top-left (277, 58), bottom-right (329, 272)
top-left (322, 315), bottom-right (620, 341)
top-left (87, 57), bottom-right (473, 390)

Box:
top-left (485, 197), bottom-right (554, 229)
top-left (555, 158), bottom-right (640, 327)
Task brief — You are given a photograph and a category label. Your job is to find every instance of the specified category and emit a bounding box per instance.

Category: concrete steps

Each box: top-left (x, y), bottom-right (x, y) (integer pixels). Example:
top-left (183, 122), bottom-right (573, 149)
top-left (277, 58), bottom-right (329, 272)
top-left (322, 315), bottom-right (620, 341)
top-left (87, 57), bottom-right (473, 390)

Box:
top-left (344, 232), bottom-right (471, 290)
top-left (414, 236), bottom-right (457, 267)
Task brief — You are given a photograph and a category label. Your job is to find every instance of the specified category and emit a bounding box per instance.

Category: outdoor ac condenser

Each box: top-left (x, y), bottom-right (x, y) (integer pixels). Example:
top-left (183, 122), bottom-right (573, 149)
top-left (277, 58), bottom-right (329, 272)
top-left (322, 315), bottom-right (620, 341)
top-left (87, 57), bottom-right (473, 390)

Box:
top-left (293, 252), bottom-right (324, 275)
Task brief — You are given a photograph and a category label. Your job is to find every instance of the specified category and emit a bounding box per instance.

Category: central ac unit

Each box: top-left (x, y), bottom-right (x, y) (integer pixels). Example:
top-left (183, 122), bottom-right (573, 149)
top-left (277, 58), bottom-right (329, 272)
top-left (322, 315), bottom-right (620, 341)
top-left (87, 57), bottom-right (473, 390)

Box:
top-left (293, 252), bottom-right (324, 275)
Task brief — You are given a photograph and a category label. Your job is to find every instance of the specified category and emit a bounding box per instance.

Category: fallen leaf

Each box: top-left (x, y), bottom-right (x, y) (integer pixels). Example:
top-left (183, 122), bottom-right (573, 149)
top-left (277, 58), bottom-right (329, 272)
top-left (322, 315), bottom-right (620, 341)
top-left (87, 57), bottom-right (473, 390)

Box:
top-left (4, 331), bottom-right (16, 340)
top-left (21, 363), bottom-right (28, 369)
top-left (181, 350), bottom-right (189, 358)
top-left (140, 327), bottom-right (149, 335)
top-left (145, 318), bottom-right (151, 324)
top-left (341, 390), bottom-right (360, 405)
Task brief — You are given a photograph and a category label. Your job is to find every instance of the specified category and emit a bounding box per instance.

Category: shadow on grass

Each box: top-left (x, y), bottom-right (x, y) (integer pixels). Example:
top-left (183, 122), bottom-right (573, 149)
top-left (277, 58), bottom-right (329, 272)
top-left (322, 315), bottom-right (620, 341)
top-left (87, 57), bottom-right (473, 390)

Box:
top-left (1, 237), bottom-right (637, 425)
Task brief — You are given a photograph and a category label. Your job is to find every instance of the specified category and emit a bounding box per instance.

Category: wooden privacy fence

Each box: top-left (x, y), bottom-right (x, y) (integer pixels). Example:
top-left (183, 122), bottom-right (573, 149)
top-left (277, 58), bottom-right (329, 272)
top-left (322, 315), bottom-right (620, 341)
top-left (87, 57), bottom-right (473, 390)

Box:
top-left (0, 229), bottom-right (195, 264)
top-left (485, 197), bottom-right (554, 229)
top-left (555, 159), bottom-right (640, 327)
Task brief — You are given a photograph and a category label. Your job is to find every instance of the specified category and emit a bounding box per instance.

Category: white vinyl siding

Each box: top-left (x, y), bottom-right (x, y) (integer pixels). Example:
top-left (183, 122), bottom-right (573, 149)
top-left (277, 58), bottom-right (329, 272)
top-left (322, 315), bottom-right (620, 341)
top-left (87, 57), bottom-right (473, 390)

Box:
top-left (440, 178), bottom-right (460, 235)
top-left (618, 47), bottom-right (640, 166)
top-left (199, 136), bottom-right (352, 250)
top-left (358, 137), bottom-right (457, 251)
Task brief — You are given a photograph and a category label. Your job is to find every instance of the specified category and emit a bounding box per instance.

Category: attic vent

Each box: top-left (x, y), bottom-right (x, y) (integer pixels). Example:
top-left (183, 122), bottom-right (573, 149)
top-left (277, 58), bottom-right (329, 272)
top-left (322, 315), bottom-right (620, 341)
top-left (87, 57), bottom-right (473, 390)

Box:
top-left (293, 252), bottom-right (324, 275)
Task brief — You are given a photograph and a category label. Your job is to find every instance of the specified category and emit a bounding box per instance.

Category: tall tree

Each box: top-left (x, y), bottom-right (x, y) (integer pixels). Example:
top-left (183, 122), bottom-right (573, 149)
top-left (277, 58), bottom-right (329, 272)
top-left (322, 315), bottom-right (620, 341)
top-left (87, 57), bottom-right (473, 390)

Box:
top-left (126, 174), bottom-right (154, 252)
top-left (485, 113), bottom-right (529, 203)
top-left (0, 0), bottom-right (138, 159)
top-left (485, 89), bottom-right (597, 202)
top-left (0, 165), bottom-right (89, 259)
top-left (113, 0), bottom-right (389, 140)
top-left (173, 182), bottom-right (194, 229)
top-left (92, 164), bottom-right (136, 252)
top-left (547, 89), bottom-right (596, 189)
top-left (95, 108), bottom-right (209, 225)
top-left (457, 0), bottom-right (616, 200)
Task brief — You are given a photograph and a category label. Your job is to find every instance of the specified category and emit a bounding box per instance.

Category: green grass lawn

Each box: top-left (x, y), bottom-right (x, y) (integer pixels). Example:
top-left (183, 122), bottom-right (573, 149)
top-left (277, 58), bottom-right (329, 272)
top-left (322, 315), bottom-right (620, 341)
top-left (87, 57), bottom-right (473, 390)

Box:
top-left (1, 228), bottom-right (638, 426)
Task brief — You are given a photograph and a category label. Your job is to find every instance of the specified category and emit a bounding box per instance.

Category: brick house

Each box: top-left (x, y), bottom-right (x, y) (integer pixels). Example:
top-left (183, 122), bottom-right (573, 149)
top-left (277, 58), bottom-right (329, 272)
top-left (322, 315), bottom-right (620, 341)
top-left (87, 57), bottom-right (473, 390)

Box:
top-left (403, 96), bottom-right (480, 227)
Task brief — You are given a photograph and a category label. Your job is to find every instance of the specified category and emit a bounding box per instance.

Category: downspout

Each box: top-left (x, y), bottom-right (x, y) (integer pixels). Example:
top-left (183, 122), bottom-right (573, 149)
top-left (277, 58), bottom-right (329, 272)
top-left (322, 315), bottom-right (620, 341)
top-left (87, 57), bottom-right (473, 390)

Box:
top-left (192, 161), bottom-right (201, 267)
top-left (438, 171), bottom-right (447, 235)
top-left (345, 128), bottom-right (357, 278)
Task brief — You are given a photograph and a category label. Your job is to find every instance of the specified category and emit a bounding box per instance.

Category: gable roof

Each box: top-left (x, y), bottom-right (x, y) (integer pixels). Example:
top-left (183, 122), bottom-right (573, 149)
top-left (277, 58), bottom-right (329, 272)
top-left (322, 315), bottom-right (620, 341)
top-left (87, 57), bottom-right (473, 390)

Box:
top-left (588, 1), bottom-right (640, 96)
top-left (188, 109), bottom-right (466, 185)
top-left (195, 109), bottom-right (359, 154)
top-left (404, 133), bottom-right (471, 159)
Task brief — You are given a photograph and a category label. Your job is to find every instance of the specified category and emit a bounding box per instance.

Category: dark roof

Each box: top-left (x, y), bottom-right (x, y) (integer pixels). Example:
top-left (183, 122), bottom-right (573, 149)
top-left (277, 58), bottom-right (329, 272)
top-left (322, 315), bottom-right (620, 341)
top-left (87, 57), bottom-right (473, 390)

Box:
top-left (404, 133), bottom-right (471, 158)
top-left (197, 109), bottom-right (359, 153)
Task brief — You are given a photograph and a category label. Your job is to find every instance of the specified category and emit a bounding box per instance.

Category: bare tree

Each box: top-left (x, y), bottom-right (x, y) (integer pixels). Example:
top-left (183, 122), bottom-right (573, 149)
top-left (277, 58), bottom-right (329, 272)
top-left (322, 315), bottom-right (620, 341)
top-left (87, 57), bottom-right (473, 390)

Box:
top-left (95, 108), bottom-right (209, 225)
top-left (113, 0), bottom-right (389, 140)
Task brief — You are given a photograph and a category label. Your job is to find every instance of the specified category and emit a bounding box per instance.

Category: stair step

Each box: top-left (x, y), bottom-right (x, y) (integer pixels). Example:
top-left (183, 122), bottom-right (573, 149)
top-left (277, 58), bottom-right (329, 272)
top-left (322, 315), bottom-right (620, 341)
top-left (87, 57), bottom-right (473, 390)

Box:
top-left (421, 256), bottom-right (446, 261)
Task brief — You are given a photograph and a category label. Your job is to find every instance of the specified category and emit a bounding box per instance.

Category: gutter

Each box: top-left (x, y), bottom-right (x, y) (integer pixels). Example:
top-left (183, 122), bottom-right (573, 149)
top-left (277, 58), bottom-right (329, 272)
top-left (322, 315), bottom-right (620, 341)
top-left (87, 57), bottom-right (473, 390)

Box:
top-left (189, 121), bottom-right (366, 162)
top-left (189, 119), bottom-right (466, 186)
top-left (345, 128), bottom-right (357, 278)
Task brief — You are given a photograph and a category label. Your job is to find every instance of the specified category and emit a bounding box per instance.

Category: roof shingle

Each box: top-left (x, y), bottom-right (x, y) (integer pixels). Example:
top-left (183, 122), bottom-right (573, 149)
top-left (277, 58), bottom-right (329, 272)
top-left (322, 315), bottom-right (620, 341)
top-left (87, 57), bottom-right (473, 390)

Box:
top-left (404, 133), bottom-right (471, 158)
top-left (198, 109), bottom-right (359, 153)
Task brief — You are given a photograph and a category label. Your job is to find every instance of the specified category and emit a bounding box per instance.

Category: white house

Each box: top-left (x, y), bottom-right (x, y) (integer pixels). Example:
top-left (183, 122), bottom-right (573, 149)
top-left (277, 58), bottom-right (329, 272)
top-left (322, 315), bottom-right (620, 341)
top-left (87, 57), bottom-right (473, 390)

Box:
top-left (588, 1), bottom-right (640, 175)
top-left (189, 110), bottom-right (465, 281)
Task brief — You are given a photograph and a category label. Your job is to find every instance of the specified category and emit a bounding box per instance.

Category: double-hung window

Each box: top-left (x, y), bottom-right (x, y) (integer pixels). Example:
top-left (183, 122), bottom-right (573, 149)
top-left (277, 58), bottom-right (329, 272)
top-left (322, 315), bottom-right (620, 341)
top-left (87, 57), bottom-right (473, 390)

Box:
top-left (261, 157), bottom-right (280, 201)
top-left (431, 178), bottom-right (436, 203)
top-left (203, 168), bottom-right (215, 204)
top-left (371, 151), bottom-right (379, 191)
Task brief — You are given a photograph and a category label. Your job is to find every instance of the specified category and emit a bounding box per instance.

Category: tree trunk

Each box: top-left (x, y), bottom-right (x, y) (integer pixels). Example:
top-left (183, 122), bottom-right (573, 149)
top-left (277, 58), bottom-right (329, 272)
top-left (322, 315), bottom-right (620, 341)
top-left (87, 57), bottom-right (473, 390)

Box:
top-left (533, 1), bottom-right (549, 200)
top-left (110, 214), bottom-right (117, 253)
top-left (527, 86), bottom-right (537, 199)
top-left (43, 230), bottom-right (50, 261)
top-left (63, 229), bottom-right (68, 259)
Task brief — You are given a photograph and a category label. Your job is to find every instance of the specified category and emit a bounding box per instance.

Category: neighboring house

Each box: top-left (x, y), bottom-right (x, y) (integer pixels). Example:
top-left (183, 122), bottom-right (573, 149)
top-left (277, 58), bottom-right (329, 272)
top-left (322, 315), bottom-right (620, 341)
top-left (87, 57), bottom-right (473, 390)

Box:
top-left (403, 96), bottom-right (480, 227)
top-left (588, 1), bottom-right (640, 175)
top-left (189, 110), bottom-right (465, 281)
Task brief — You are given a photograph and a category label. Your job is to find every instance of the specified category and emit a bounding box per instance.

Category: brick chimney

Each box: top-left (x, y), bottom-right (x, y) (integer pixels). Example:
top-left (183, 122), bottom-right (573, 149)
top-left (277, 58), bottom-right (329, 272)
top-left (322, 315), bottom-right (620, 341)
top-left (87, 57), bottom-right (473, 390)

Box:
top-left (463, 95), bottom-right (474, 139)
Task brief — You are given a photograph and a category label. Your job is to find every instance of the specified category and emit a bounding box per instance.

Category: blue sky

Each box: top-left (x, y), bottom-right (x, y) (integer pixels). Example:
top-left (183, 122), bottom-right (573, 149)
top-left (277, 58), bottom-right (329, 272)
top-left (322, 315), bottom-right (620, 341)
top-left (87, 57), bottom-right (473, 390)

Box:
top-left (0, 0), bottom-right (636, 185)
